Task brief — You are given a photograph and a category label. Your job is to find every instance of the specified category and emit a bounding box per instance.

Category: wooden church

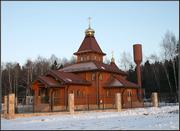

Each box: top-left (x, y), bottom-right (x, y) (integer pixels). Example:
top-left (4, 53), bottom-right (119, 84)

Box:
top-left (32, 21), bottom-right (143, 112)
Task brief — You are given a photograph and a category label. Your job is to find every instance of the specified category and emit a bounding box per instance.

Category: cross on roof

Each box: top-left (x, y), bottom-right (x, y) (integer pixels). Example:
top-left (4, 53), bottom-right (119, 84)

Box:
top-left (111, 50), bottom-right (114, 58)
top-left (88, 17), bottom-right (92, 28)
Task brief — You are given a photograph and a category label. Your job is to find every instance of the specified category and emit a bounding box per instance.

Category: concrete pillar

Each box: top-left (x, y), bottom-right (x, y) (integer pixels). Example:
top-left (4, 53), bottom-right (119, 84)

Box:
top-left (5, 93), bottom-right (15, 119)
top-left (68, 93), bottom-right (74, 114)
top-left (152, 92), bottom-right (159, 107)
top-left (4, 95), bottom-right (7, 115)
top-left (115, 93), bottom-right (122, 112)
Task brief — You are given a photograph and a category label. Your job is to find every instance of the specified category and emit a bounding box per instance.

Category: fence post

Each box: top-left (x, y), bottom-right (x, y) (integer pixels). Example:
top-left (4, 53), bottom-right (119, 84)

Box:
top-left (103, 96), bottom-right (104, 110)
top-left (131, 94), bottom-right (132, 108)
top-left (88, 95), bottom-right (89, 110)
top-left (152, 92), bottom-right (159, 107)
top-left (68, 93), bottom-right (74, 114)
top-left (115, 93), bottom-right (122, 112)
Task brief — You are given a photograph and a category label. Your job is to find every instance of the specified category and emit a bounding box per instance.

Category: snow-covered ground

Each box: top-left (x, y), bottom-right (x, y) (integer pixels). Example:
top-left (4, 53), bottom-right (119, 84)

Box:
top-left (1, 105), bottom-right (179, 130)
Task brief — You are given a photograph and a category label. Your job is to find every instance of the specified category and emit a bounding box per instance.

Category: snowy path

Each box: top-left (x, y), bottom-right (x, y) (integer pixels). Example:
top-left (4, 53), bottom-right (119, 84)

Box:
top-left (1, 105), bottom-right (179, 130)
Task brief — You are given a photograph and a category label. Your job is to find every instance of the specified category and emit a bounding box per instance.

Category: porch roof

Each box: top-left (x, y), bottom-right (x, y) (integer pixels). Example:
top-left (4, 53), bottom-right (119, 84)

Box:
top-left (104, 75), bottom-right (139, 88)
top-left (47, 70), bottom-right (91, 85)
top-left (37, 76), bottom-right (64, 87)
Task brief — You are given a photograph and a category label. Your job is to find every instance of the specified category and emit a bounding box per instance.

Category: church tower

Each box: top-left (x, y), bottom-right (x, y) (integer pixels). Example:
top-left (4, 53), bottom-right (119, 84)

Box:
top-left (74, 17), bottom-right (106, 63)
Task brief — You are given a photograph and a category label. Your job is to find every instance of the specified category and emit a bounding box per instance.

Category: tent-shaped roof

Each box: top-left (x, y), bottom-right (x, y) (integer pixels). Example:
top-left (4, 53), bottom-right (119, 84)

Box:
top-left (74, 36), bottom-right (106, 55)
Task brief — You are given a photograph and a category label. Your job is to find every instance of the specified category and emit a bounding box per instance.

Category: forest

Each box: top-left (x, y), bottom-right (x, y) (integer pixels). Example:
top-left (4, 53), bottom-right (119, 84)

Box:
top-left (1, 31), bottom-right (179, 102)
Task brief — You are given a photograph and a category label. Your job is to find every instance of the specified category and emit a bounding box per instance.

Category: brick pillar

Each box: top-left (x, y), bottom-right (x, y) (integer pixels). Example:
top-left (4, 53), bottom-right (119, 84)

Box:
top-left (4, 95), bottom-right (7, 115)
top-left (115, 93), bottom-right (122, 112)
top-left (68, 93), bottom-right (74, 114)
top-left (5, 94), bottom-right (15, 119)
top-left (152, 92), bottom-right (159, 107)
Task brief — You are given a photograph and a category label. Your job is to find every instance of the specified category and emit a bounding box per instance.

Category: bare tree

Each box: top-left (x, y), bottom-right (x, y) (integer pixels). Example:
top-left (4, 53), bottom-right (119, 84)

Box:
top-left (69, 56), bottom-right (76, 64)
top-left (49, 54), bottom-right (59, 66)
top-left (119, 51), bottom-right (134, 71)
top-left (148, 54), bottom-right (161, 92)
top-left (104, 57), bottom-right (111, 64)
top-left (6, 63), bottom-right (14, 94)
top-left (62, 57), bottom-right (68, 66)
top-left (35, 56), bottom-right (50, 75)
top-left (160, 30), bottom-right (178, 101)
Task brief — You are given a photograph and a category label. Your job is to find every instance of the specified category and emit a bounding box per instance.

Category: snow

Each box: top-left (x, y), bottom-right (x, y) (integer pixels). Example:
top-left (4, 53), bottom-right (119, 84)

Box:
top-left (101, 66), bottom-right (105, 69)
top-left (1, 105), bottom-right (179, 130)
top-left (65, 78), bottom-right (72, 82)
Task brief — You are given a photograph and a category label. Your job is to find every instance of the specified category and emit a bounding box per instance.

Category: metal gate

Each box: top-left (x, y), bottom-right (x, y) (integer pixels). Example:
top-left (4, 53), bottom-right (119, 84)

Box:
top-left (74, 95), bottom-right (116, 111)
top-left (15, 96), bottom-right (34, 113)
top-left (51, 96), bottom-right (67, 112)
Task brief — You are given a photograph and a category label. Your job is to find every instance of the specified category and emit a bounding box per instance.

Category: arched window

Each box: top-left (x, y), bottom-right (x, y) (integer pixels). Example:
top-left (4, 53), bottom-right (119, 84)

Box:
top-left (80, 57), bottom-right (83, 61)
top-left (77, 90), bottom-right (81, 97)
top-left (87, 56), bottom-right (89, 60)
top-left (99, 74), bottom-right (103, 80)
top-left (127, 90), bottom-right (132, 102)
top-left (94, 56), bottom-right (97, 60)
top-left (92, 73), bottom-right (96, 80)
top-left (106, 90), bottom-right (109, 96)
top-left (82, 91), bottom-right (85, 96)
top-left (128, 90), bottom-right (132, 97)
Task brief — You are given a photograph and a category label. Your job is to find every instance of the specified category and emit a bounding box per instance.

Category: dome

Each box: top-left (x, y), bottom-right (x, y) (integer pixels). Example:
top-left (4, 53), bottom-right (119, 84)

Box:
top-left (85, 27), bottom-right (95, 36)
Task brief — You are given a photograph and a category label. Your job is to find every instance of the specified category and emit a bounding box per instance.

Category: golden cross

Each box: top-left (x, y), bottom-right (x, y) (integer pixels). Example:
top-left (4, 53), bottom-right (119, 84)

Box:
top-left (88, 17), bottom-right (92, 28)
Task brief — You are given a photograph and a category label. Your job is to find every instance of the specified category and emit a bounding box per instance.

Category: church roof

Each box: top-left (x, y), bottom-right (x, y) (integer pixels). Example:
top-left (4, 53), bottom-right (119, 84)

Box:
top-left (74, 36), bottom-right (106, 55)
top-left (47, 70), bottom-right (91, 85)
top-left (37, 76), bottom-right (63, 87)
top-left (59, 61), bottom-right (127, 76)
top-left (104, 75), bottom-right (139, 88)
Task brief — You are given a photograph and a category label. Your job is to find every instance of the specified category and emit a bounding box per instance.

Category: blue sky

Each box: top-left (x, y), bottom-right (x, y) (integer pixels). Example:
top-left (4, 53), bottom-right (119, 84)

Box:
top-left (1, 1), bottom-right (179, 66)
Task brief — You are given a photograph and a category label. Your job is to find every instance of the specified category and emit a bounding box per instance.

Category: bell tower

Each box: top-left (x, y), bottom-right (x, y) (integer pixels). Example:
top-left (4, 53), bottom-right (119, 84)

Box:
top-left (74, 17), bottom-right (106, 63)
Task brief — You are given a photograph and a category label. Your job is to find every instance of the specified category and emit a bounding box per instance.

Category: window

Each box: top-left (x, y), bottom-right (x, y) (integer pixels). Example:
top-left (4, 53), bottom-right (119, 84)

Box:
top-left (94, 56), bottom-right (97, 60)
top-left (87, 56), bottom-right (89, 60)
top-left (92, 73), bottom-right (96, 80)
top-left (82, 91), bottom-right (85, 96)
top-left (80, 57), bottom-right (83, 61)
top-left (99, 74), bottom-right (103, 80)
top-left (128, 90), bottom-right (132, 97)
top-left (106, 90), bottom-right (109, 96)
top-left (127, 90), bottom-right (132, 102)
top-left (76, 90), bottom-right (81, 97)
top-left (107, 90), bottom-right (112, 96)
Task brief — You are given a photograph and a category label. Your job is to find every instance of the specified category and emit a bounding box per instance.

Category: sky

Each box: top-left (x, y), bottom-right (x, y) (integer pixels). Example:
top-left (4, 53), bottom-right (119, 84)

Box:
top-left (1, 1), bottom-right (179, 67)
